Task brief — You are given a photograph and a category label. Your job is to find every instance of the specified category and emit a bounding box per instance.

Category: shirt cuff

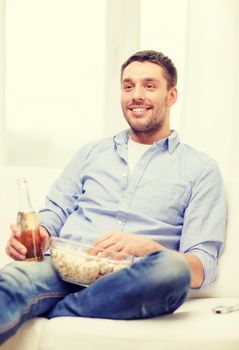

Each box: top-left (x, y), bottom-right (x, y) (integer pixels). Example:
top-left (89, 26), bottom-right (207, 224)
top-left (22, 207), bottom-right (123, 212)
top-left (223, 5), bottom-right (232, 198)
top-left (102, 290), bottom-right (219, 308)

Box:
top-left (186, 248), bottom-right (218, 289)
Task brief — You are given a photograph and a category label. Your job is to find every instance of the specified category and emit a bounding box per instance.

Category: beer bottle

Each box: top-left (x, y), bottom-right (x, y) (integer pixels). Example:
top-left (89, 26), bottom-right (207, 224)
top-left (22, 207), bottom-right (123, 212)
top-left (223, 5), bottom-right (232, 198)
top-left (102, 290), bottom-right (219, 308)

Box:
top-left (17, 178), bottom-right (43, 261)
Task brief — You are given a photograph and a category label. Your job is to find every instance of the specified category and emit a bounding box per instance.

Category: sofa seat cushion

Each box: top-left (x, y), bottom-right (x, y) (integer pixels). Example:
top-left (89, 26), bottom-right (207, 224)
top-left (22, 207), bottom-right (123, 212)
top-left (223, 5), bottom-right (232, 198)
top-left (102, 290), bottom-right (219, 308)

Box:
top-left (0, 318), bottom-right (47, 350)
top-left (39, 298), bottom-right (239, 350)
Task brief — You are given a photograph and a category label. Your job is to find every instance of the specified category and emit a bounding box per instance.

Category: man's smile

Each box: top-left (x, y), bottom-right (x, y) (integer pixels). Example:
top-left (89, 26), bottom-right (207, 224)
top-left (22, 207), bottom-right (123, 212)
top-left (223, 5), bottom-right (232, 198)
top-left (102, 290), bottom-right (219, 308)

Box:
top-left (128, 105), bottom-right (152, 116)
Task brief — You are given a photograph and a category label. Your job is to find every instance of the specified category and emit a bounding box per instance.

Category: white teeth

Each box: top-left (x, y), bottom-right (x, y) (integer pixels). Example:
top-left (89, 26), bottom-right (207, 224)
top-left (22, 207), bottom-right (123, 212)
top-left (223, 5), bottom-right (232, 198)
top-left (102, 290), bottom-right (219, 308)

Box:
top-left (132, 108), bottom-right (146, 112)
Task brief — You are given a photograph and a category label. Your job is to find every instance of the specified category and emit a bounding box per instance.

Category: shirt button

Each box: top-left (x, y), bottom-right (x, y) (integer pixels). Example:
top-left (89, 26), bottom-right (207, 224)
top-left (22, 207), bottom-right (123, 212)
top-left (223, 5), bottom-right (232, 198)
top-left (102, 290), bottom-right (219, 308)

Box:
top-left (122, 173), bottom-right (127, 177)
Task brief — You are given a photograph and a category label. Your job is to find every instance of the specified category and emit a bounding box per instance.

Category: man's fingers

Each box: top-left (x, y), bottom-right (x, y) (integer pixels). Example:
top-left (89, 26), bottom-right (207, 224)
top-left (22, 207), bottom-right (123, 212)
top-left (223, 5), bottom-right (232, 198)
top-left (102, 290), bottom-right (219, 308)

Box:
top-left (39, 227), bottom-right (50, 252)
top-left (5, 242), bottom-right (26, 261)
top-left (89, 237), bottom-right (124, 257)
top-left (7, 223), bottom-right (27, 260)
top-left (95, 238), bottom-right (117, 250)
top-left (9, 224), bottom-right (21, 238)
top-left (87, 246), bottom-right (103, 256)
top-left (93, 232), bottom-right (114, 246)
top-left (9, 237), bottom-right (27, 254)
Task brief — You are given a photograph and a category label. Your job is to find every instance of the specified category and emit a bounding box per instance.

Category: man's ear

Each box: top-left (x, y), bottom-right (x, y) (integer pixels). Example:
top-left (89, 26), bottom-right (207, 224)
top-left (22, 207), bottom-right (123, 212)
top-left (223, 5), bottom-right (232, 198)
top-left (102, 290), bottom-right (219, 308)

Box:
top-left (167, 87), bottom-right (178, 107)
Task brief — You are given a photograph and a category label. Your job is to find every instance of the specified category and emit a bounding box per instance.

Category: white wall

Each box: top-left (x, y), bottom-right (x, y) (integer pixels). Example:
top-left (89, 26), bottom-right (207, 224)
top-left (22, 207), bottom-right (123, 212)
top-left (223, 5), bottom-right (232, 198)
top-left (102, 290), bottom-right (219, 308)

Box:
top-left (0, 0), bottom-right (6, 165)
top-left (5, 0), bottom-right (106, 168)
top-left (180, 0), bottom-right (239, 179)
top-left (104, 0), bottom-right (140, 137)
top-left (140, 0), bottom-right (188, 133)
top-left (3, 0), bottom-right (239, 178)
top-left (140, 0), bottom-right (239, 179)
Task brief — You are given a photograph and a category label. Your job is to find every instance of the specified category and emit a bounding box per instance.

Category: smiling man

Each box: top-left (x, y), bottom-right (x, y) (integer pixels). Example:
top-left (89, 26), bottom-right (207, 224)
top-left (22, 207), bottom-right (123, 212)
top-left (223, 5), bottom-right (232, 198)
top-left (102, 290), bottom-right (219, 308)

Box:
top-left (121, 59), bottom-right (177, 143)
top-left (1, 50), bottom-right (226, 345)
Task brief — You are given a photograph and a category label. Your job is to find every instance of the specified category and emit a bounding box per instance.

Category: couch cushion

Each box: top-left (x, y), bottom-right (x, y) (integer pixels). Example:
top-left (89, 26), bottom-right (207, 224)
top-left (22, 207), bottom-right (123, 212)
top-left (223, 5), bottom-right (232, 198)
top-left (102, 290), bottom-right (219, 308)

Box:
top-left (39, 298), bottom-right (239, 350)
top-left (0, 318), bottom-right (47, 350)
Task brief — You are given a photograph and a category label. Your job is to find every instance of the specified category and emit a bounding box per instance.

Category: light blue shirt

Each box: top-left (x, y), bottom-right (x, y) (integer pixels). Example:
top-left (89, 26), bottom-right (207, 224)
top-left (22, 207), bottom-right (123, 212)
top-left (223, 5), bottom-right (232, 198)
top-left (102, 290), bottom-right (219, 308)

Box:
top-left (39, 130), bottom-right (226, 289)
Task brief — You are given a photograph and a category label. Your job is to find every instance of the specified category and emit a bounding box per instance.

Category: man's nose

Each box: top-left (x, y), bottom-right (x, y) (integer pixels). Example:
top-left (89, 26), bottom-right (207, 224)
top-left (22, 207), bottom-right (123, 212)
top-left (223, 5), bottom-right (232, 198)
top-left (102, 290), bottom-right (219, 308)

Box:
top-left (132, 85), bottom-right (145, 100)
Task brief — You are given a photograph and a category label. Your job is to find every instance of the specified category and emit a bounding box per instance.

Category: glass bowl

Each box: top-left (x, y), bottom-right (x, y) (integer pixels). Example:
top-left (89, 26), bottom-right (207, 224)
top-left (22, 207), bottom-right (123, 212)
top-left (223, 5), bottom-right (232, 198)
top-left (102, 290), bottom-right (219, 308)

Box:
top-left (50, 237), bottom-right (134, 287)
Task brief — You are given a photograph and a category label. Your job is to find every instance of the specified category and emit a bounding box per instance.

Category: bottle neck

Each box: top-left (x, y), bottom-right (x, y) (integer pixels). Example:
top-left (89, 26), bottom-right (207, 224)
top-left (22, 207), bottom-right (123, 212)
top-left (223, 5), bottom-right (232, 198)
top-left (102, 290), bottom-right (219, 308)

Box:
top-left (17, 178), bottom-right (34, 212)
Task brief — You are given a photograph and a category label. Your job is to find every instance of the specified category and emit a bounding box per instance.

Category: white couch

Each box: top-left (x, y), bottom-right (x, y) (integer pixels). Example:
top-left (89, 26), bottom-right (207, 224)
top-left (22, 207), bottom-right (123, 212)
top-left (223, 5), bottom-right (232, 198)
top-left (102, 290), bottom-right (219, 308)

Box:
top-left (0, 166), bottom-right (239, 350)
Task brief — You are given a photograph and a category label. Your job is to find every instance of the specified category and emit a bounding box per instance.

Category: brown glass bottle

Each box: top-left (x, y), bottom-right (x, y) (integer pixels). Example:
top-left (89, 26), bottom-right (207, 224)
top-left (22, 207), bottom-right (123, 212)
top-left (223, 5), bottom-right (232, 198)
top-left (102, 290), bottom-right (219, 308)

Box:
top-left (17, 178), bottom-right (43, 262)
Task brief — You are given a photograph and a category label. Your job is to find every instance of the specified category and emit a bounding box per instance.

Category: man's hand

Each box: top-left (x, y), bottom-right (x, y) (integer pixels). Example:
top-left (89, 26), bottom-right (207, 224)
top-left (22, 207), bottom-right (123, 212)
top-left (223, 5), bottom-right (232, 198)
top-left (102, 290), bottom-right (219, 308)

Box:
top-left (91, 232), bottom-right (166, 257)
top-left (6, 224), bottom-right (51, 261)
top-left (91, 232), bottom-right (204, 288)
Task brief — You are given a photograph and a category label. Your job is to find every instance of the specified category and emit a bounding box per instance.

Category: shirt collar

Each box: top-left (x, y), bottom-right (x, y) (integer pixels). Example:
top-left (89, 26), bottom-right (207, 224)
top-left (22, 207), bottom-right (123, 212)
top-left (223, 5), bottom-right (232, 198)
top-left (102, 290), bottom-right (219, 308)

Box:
top-left (113, 129), bottom-right (131, 148)
top-left (113, 129), bottom-right (180, 154)
top-left (155, 130), bottom-right (180, 154)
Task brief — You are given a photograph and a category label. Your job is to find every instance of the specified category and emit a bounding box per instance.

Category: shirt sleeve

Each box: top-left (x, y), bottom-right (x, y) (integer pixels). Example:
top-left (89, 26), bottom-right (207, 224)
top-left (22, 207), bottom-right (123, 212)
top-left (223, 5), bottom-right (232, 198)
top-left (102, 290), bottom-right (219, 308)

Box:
top-left (179, 159), bottom-right (226, 289)
top-left (38, 143), bottom-right (93, 236)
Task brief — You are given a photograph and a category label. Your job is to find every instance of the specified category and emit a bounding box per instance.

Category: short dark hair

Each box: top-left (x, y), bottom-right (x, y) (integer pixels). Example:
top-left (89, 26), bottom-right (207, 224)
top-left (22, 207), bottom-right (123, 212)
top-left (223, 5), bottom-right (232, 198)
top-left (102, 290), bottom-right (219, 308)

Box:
top-left (121, 50), bottom-right (177, 89)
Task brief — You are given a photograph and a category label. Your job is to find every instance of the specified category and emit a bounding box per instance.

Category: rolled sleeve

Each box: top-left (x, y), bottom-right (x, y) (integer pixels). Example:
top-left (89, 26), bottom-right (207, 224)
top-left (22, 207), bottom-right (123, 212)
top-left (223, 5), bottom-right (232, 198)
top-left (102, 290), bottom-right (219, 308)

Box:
top-left (180, 159), bottom-right (226, 288)
top-left (185, 241), bottom-right (222, 289)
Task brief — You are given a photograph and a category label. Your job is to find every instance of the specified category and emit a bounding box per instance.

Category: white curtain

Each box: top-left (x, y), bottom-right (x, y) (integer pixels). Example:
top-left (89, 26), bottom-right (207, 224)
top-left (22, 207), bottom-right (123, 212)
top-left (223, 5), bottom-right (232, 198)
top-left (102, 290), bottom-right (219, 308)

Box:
top-left (4, 0), bottom-right (106, 168)
top-left (1, 0), bottom-right (239, 178)
top-left (0, 0), bottom-right (5, 165)
top-left (141, 0), bottom-right (239, 179)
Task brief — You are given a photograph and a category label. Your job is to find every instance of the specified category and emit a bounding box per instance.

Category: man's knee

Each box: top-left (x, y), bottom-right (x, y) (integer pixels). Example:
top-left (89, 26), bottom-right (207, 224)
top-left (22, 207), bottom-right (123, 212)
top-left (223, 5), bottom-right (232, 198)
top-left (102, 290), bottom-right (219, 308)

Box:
top-left (152, 250), bottom-right (191, 286)
top-left (132, 250), bottom-right (191, 297)
top-left (131, 251), bottom-right (191, 317)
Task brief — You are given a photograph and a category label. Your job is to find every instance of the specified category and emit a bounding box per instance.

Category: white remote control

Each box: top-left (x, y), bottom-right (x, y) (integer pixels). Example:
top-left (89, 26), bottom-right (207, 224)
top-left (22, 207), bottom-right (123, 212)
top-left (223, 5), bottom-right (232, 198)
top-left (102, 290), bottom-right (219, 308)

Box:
top-left (212, 304), bottom-right (239, 314)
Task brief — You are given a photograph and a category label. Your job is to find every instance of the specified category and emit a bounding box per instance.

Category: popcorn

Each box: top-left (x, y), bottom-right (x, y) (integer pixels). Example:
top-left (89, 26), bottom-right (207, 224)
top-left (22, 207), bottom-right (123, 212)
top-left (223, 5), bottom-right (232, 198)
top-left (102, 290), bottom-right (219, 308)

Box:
top-left (51, 248), bottom-right (130, 286)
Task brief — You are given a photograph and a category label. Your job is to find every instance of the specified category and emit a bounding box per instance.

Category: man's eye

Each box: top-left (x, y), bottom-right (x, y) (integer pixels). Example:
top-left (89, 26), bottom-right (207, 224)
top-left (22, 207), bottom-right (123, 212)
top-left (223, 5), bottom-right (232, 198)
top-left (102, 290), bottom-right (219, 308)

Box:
top-left (123, 84), bottom-right (133, 90)
top-left (146, 84), bottom-right (155, 89)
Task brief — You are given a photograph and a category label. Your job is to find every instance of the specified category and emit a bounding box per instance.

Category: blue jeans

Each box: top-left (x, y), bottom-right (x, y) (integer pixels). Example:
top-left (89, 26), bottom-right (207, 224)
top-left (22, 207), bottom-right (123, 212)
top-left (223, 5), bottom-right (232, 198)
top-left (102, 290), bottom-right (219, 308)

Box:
top-left (0, 251), bottom-right (190, 344)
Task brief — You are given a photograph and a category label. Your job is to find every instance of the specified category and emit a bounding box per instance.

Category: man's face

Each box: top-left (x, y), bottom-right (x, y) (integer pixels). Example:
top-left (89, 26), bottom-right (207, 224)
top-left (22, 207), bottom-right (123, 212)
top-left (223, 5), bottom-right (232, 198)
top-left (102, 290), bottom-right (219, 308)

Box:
top-left (121, 61), bottom-right (177, 139)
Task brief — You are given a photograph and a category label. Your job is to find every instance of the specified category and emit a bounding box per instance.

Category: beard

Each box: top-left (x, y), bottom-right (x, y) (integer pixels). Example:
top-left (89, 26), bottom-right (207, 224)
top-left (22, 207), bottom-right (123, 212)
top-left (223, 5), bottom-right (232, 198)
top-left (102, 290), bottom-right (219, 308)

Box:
top-left (129, 117), bottom-right (165, 138)
top-left (123, 107), bottom-right (168, 138)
